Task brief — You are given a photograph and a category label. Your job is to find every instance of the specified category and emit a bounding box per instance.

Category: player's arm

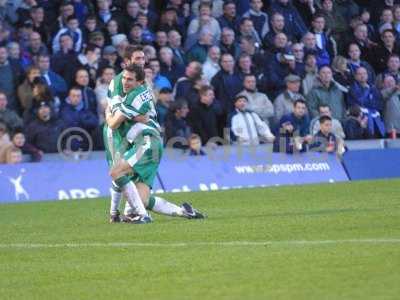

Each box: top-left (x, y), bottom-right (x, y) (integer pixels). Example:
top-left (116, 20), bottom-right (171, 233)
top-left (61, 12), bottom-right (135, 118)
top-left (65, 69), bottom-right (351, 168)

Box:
top-left (105, 106), bottom-right (126, 129)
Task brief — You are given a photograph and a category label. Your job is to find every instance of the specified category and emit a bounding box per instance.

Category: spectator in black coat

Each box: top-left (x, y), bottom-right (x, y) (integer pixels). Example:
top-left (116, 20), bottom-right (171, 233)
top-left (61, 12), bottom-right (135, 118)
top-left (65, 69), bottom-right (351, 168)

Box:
top-left (173, 61), bottom-right (203, 107)
top-left (11, 130), bottom-right (42, 162)
top-left (188, 85), bottom-right (222, 144)
top-left (159, 46), bottom-right (185, 86)
top-left (344, 104), bottom-right (369, 140)
top-left (0, 92), bottom-right (23, 132)
top-left (51, 33), bottom-right (80, 87)
top-left (0, 46), bottom-right (22, 111)
top-left (211, 53), bottom-right (243, 114)
top-left (164, 99), bottom-right (192, 149)
top-left (25, 101), bottom-right (65, 153)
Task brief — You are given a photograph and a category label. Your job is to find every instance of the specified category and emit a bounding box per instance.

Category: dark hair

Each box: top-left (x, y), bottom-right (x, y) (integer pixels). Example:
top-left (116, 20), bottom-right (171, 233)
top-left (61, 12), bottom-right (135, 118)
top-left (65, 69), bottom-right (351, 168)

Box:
top-left (318, 104), bottom-right (330, 111)
top-left (69, 85), bottom-right (82, 92)
top-left (223, 1), bottom-right (235, 9)
top-left (319, 115), bottom-right (332, 124)
top-left (159, 87), bottom-right (172, 94)
top-left (66, 15), bottom-right (78, 23)
top-left (199, 2), bottom-right (212, 10)
top-left (170, 99), bottom-right (188, 113)
top-left (349, 104), bottom-right (362, 117)
top-left (123, 45), bottom-right (144, 60)
top-left (199, 85), bottom-right (214, 96)
top-left (85, 14), bottom-right (97, 22)
top-left (312, 14), bottom-right (325, 22)
top-left (234, 94), bottom-right (248, 103)
top-left (124, 64), bottom-right (145, 82)
top-left (294, 99), bottom-right (306, 107)
top-left (240, 17), bottom-right (252, 25)
top-left (381, 29), bottom-right (396, 37)
top-left (84, 44), bottom-right (100, 54)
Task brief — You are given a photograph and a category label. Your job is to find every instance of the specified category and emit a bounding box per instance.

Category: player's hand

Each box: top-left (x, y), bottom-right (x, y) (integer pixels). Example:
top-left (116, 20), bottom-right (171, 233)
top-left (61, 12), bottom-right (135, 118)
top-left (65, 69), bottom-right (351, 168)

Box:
top-left (134, 114), bottom-right (149, 123)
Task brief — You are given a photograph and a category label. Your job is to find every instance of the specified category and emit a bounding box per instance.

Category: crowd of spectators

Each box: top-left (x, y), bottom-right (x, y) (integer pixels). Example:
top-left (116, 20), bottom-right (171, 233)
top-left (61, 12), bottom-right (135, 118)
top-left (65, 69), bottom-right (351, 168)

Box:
top-left (1, 0), bottom-right (400, 163)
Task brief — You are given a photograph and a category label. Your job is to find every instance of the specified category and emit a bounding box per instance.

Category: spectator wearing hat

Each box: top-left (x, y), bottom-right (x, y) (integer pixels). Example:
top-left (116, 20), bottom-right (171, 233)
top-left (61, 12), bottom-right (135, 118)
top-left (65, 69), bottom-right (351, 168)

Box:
top-left (52, 15), bottom-right (83, 53)
top-left (237, 74), bottom-right (274, 124)
top-left (273, 99), bottom-right (312, 153)
top-left (0, 45), bottom-right (22, 111)
top-left (99, 45), bottom-right (122, 74)
top-left (274, 74), bottom-right (305, 123)
top-left (228, 94), bottom-right (274, 146)
top-left (0, 92), bottom-right (23, 132)
top-left (306, 65), bottom-right (346, 123)
top-left (25, 101), bottom-right (66, 153)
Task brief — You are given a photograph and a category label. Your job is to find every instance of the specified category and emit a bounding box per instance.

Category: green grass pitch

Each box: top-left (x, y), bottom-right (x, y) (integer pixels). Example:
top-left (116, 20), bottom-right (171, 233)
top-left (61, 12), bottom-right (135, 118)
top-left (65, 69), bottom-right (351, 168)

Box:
top-left (1, 179), bottom-right (400, 300)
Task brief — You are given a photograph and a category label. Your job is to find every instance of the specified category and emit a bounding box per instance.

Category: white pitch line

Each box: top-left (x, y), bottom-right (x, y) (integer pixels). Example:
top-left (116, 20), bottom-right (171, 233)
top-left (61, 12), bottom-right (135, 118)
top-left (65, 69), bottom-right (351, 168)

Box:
top-left (0, 239), bottom-right (400, 249)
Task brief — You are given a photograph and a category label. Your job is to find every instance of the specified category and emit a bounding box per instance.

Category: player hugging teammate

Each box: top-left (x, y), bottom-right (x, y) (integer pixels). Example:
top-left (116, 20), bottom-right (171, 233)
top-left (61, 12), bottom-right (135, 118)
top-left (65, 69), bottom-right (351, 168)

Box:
top-left (104, 46), bottom-right (205, 224)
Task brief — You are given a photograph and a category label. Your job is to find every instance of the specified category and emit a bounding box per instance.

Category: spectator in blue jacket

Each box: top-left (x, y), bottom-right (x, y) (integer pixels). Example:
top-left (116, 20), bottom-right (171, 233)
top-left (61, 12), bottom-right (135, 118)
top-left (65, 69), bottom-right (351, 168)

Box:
top-left (348, 66), bottom-right (385, 137)
top-left (148, 58), bottom-right (172, 91)
top-left (37, 53), bottom-right (67, 100)
top-left (242, 0), bottom-right (269, 39)
top-left (273, 99), bottom-right (312, 153)
top-left (271, 0), bottom-right (307, 41)
top-left (60, 86), bottom-right (98, 131)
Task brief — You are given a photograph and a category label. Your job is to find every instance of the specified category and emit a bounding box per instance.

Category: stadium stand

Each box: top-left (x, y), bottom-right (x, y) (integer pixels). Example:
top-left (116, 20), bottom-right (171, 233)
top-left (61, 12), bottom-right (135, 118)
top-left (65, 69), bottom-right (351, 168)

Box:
top-left (0, 0), bottom-right (400, 165)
